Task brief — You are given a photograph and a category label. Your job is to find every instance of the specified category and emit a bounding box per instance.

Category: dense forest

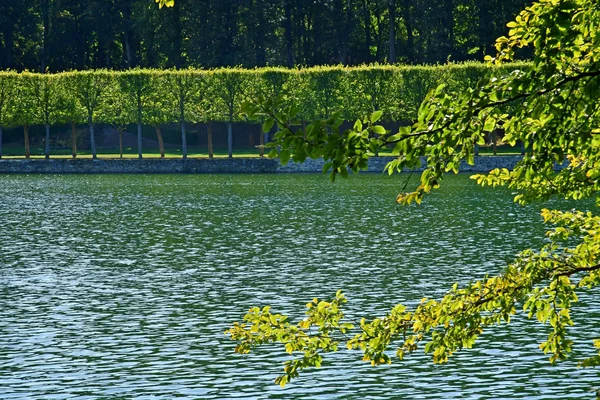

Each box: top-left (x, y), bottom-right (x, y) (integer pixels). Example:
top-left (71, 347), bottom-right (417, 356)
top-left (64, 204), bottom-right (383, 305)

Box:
top-left (1, 0), bottom-right (531, 72)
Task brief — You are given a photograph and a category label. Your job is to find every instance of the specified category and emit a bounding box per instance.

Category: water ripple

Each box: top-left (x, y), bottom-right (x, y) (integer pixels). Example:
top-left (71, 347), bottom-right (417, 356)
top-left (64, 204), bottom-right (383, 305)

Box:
top-left (0, 173), bottom-right (598, 399)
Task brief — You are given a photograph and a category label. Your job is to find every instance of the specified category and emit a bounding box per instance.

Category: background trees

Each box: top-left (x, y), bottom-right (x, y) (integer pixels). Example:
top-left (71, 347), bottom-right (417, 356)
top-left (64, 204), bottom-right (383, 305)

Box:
top-left (0, 63), bottom-right (528, 158)
top-left (118, 70), bottom-right (153, 158)
top-left (0, 73), bottom-right (15, 158)
top-left (25, 74), bottom-right (62, 159)
top-left (165, 70), bottom-right (204, 159)
top-left (70, 71), bottom-right (110, 159)
top-left (209, 70), bottom-right (252, 158)
top-left (0, 0), bottom-right (531, 71)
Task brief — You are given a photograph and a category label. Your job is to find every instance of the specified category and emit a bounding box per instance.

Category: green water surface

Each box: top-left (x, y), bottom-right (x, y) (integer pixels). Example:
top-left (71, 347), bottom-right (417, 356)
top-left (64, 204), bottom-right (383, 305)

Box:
top-left (0, 173), bottom-right (598, 399)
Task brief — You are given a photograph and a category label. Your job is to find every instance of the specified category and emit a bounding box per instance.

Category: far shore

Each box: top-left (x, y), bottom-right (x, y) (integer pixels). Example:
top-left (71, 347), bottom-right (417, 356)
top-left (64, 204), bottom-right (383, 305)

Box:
top-left (0, 155), bottom-right (531, 175)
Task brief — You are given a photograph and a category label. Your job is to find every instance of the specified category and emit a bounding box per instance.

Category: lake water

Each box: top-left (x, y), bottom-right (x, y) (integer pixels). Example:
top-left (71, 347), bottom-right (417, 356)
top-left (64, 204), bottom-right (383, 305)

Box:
top-left (0, 173), bottom-right (598, 399)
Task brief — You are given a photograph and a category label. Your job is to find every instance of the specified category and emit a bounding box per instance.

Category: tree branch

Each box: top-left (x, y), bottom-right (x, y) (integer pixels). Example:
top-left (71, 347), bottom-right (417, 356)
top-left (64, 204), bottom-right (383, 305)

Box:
top-left (553, 263), bottom-right (600, 278)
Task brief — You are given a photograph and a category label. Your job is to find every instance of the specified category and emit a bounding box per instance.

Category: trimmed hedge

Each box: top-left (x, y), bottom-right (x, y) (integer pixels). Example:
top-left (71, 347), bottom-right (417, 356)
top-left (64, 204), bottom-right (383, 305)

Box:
top-left (0, 62), bottom-right (530, 157)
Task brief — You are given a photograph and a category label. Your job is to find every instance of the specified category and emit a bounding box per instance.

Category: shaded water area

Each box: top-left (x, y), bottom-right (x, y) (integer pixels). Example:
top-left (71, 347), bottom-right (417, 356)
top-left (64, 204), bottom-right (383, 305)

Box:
top-left (0, 173), bottom-right (598, 399)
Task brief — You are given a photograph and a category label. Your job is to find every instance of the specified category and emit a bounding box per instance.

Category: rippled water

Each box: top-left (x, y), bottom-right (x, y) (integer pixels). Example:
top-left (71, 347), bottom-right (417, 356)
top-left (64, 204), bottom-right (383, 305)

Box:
top-left (0, 173), bottom-right (598, 399)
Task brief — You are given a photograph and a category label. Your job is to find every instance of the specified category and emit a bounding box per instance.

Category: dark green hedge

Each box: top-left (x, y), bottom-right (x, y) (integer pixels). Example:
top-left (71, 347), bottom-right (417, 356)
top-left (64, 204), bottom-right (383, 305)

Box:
top-left (0, 62), bottom-right (530, 127)
top-left (0, 62), bottom-right (529, 157)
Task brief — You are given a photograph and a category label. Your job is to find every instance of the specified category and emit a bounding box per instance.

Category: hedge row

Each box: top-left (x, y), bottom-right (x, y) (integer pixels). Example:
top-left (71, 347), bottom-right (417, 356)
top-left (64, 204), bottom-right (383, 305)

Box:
top-left (0, 62), bottom-right (529, 158)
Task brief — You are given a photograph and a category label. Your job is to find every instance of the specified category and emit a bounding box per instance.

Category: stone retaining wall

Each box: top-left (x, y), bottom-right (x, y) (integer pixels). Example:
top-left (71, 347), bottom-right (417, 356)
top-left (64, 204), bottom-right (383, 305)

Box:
top-left (277, 156), bottom-right (528, 173)
top-left (0, 156), bottom-right (528, 174)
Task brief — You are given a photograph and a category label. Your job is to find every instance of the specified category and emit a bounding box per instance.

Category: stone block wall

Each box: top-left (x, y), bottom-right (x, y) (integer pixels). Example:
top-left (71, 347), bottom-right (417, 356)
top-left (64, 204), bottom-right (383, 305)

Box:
top-left (0, 156), bottom-right (544, 174)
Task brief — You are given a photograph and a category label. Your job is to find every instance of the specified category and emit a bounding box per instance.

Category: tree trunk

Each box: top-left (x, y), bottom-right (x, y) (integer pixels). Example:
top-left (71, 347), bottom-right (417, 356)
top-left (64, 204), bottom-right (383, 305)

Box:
top-left (155, 126), bottom-right (165, 158)
top-left (124, 32), bottom-right (133, 67)
top-left (475, 143), bottom-right (479, 156)
top-left (119, 128), bottom-right (123, 158)
top-left (122, 3), bottom-right (136, 67)
top-left (388, 0), bottom-right (396, 63)
top-left (259, 123), bottom-right (264, 157)
top-left (207, 122), bottom-right (213, 159)
top-left (24, 125), bottom-right (30, 158)
top-left (89, 118), bottom-right (97, 159)
top-left (362, 0), bottom-right (372, 62)
top-left (335, 0), bottom-right (348, 64)
top-left (171, 0), bottom-right (183, 68)
top-left (181, 120), bottom-right (187, 159)
top-left (255, 0), bottom-right (266, 66)
top-left (284, 0), bottom-right (294, 67)
top-left (443, 0), bottom-right (455, 59)
top-left (399, 0), bottom-right (415, 62)
top-left (137, 121), bottom-right (143, 159)
top-left (71, 122), bottom-right (77, 158)
top-left (41, 0), bottom-right (50, 73)
top-left (375, 13), bottom-right (384, 62)
top-left (477, 0), bottom-right (493, 58)
top-left (227, 121), bottom-right (233, 158)
top-left (492, 130), bottom-right (497, 155)
top-left (45, 123), bottom-right (50, 159)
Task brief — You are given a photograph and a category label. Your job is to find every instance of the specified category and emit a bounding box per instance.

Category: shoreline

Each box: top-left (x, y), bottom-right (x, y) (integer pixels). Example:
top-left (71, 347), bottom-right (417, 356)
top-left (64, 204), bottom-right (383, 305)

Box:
top-left (0, 156), bottom-right (527, 174)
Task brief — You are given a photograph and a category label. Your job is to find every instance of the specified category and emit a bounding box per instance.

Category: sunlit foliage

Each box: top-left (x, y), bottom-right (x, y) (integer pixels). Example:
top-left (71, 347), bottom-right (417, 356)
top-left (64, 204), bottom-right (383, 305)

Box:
top-left (229, 0), bottom-right (600, 387)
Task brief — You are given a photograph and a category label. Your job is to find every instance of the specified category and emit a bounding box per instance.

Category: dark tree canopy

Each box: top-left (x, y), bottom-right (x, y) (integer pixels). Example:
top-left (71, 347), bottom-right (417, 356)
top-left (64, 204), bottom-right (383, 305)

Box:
top-left (1, 0), bottom-right (531, 72)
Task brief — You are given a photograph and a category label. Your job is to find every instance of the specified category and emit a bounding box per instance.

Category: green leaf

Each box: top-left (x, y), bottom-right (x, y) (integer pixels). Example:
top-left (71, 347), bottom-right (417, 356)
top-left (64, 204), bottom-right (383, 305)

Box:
top-left (262, 118), bottom-right (274, 133)
top-left (370, 110), bottom-right (383, 124)
top-left (372, 125), bottom-right (386, 135)
top-left (483, 118), bottom-right (496, 132)
top-left (466, 151), bottom-right (474, 165)
top-left (280, 149), bottom-right (291, 165)
top-left (353, 119), bottom-right (363, 131)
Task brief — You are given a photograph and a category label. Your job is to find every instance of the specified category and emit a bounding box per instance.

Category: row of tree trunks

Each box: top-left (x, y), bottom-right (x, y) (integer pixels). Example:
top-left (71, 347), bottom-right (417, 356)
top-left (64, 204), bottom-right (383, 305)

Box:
top-left (14, 123), bottom-right (212, 159)
top-left (0, 124), bottom-right (532, 160)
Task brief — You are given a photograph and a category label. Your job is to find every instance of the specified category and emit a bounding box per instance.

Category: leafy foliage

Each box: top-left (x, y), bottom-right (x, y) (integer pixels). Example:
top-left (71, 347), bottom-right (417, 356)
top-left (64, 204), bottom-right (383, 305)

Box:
top-left (227, 0), bottom-right (600, 387)
top-left (0, 63), bottom-right (524, 130)
top-left (0, 73), bottom-right (16, 129)
top-left (155, 0), bottom-right (174, 8)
